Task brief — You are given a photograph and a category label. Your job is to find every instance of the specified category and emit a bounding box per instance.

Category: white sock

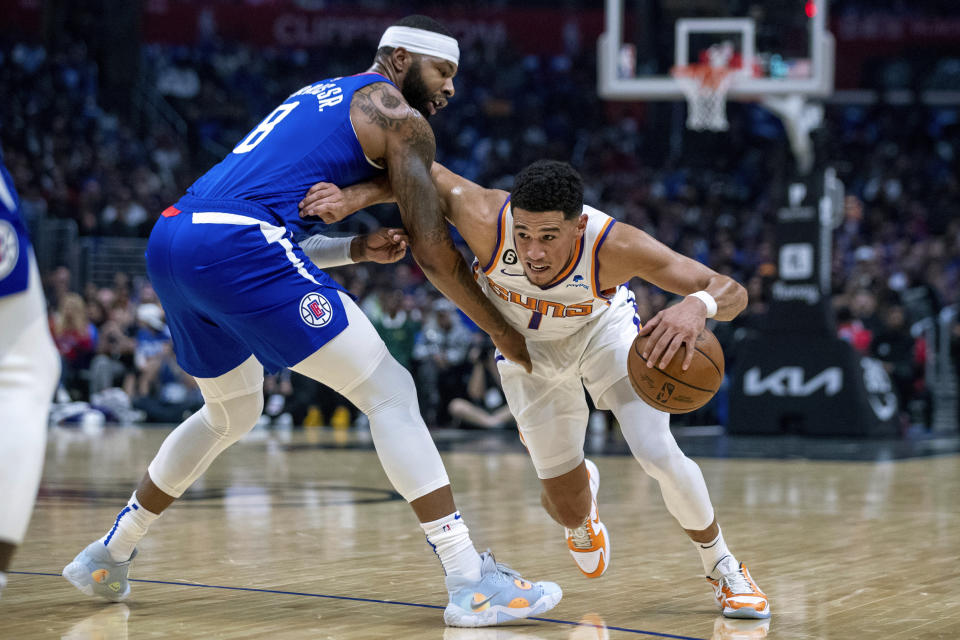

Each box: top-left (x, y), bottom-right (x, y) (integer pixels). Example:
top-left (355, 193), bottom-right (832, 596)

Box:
top-left (695, 529), bottom-right (738, 578)
top-left (98, 491), bottom-right (161, 562)
top-left (0, 571), bottom-right (7, 596)
top-left (420, 511), bottom-right (482, 582)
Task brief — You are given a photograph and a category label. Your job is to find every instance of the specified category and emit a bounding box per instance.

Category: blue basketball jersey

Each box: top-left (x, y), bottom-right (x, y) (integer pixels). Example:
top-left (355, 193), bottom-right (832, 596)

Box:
top-left (185, 72), bottom-right (393, 238)
top-left (0, 154), bottom-right (31, 298)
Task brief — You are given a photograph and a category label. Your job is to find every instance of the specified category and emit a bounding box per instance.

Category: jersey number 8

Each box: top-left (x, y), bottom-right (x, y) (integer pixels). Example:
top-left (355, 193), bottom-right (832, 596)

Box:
top-left (232, 102), bottom-right (300, 154)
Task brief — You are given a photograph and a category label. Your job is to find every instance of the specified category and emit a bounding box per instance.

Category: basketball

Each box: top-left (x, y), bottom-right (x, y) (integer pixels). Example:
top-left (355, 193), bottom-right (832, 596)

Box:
top-left (627, 328), bottom-right (724, 414)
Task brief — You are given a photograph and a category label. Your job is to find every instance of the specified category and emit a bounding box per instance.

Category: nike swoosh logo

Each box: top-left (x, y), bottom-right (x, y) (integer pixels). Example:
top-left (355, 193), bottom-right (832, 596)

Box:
top-left (470, 593), bottom-right (497, 610)
top-left (499, 269), bottom-right (526, 277)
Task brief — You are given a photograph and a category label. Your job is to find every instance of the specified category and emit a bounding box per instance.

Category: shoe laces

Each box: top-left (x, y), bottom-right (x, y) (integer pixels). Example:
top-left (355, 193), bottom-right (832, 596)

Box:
top-left (567, 515), bottom-right (593, 550)
top-left (494, 560), bottom-right (521, 581)
top-left (482, 551), bottom-right (522, 583)
top-left (719, 566), bottom-right (754, 595)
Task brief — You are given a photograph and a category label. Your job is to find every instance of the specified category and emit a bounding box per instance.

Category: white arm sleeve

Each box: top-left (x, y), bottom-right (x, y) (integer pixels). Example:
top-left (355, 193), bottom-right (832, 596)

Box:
top-left (300, 234), bottom-right (356, 269)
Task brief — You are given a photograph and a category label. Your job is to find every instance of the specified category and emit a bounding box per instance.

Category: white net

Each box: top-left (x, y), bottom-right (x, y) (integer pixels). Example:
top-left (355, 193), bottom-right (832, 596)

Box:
top-left (671, 64), bottom-right (737, 132)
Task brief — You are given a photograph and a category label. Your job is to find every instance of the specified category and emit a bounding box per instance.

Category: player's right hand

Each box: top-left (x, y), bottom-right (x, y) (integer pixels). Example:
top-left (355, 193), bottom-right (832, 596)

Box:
top-left (355, 228), bottom-right (409, 264)
top-left (299, 182), bottom-right (350, 223)
top-left (492, 326), bottom-right (532, 373)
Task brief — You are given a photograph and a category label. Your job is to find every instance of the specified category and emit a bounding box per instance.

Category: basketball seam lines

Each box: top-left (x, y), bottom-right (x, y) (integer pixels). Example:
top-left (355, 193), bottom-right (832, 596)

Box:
top-left (693, 345), bottom-right (723, 377)
top-left (632, 342), bottom-right (719, 393)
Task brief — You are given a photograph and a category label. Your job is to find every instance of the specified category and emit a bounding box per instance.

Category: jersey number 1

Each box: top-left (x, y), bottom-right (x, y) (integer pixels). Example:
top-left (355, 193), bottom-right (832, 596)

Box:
top-left (232, 102), bottom-right (300, 154)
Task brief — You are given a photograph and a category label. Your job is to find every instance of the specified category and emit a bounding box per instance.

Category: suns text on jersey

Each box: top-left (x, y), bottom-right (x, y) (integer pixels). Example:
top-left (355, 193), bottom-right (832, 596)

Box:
top-left (486, 279), bottom-right (594, 318)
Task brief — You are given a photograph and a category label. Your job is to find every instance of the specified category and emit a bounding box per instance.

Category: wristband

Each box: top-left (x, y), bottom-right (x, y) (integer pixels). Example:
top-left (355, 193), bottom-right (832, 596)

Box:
top-left (688, 290), bottom-right (717, 318)
top-left (299, 234), bottom-right (355, 269)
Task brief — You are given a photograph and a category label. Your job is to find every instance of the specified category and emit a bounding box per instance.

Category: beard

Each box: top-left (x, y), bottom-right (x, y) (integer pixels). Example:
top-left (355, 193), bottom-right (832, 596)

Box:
top-left (401, 60), bottom-right (435, 119)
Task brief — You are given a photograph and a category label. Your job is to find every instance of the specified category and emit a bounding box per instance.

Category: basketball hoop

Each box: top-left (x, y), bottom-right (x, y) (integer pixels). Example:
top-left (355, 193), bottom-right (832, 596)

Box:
top-left (670, 63), bottom-right (738, 132)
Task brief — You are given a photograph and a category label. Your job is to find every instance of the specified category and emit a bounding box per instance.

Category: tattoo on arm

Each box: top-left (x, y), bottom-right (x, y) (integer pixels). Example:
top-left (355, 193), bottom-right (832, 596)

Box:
top-left (355, 84), bottom-right (415, 132)
top-left (390, 139), bottom-right (449, 253)
top-left (361, 85), bottom-right (441, 247)
top-left (368, 88), bottom-right (506, 333)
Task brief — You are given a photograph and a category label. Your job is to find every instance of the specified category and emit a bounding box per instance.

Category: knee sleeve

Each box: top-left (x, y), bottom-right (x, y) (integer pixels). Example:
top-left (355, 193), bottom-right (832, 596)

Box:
top-left (148, 356), bottom-right (263, 497)
top-left (290, 296), bottom-right (450, 502)
top-left (601, 377), bottom-right (714, 530)
top-left (357, 358), bottom-right (450, 501)
top-left (297, 345), bottom-right (449, 501)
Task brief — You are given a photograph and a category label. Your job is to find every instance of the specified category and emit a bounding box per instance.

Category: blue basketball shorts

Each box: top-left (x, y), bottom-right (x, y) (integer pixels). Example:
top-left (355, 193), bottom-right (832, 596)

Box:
top-left (146, 198), bottom-right (350, 378)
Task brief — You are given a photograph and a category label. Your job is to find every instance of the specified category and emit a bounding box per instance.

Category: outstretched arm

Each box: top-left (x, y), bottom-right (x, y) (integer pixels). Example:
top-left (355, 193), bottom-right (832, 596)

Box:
top-left (301, 162), bottom-right (505, 261)
top-left (298, 176), bottom-right (394, 224)
top-left (348, 84), bottom-right (531, 371)
top-left (599, 223), bottom-right (748, 370)
top-left (300, 163), bottom-right (502, 225)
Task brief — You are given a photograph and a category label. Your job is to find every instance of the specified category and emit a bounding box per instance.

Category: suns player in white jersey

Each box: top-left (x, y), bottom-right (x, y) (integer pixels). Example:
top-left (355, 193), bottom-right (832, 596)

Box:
top-left (300, 159), bottom-right (771, 620)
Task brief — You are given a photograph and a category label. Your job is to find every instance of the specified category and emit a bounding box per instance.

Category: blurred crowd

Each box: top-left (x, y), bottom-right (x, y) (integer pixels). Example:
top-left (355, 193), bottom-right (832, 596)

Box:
top-left (1, 30), bottom-right (957, 430)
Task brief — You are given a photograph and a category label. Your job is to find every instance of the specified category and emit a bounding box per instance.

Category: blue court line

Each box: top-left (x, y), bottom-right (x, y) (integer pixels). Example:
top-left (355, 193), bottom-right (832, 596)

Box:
top-left (13, 570), bottom-right (706, 640)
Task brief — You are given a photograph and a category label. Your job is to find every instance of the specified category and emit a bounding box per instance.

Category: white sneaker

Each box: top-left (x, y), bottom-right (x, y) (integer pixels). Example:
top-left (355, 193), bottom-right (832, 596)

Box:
top-left (565, 459), bottom-right (610, 578)
top-left (707, 562), bottom-right (771, 619)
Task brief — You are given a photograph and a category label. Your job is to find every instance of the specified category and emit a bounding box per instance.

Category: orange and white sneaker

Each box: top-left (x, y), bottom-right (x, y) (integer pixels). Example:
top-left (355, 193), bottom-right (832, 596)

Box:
top-left (565, 459), bottom-right (610, 578)
top-left (707, 562), bottom-right (771, 619)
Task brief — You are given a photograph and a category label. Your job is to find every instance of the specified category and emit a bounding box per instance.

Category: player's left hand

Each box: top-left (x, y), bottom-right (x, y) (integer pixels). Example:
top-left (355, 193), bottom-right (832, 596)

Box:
top-left (637, 297), bottom-right (707, 371)
top-left (354, 228), bottom-right (408, 264)
top-left (300, 182), bottom-right (349, 223)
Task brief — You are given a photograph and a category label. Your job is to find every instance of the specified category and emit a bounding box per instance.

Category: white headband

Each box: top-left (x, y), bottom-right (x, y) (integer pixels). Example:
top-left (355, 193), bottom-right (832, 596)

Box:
top-left (378, 26), bottom-right (459, 66)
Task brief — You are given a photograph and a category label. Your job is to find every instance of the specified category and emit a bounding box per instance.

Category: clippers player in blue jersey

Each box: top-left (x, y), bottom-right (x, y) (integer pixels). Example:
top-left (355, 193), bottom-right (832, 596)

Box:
top-left (62, 16), bottom-right (559, 627)
top-left (0, 150), bottom-right (61, 599)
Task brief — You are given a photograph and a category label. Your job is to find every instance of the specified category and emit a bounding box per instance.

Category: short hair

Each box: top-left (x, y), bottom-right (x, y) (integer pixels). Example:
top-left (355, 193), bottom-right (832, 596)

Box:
top-left (376, 15), bottom-right (455, 59)
top-left (511, 160), bottom-right (584, 220)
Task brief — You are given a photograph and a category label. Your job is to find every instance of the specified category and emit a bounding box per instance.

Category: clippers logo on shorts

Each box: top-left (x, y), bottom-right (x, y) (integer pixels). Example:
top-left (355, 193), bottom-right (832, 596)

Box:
top-left (300, 292), bottom-right (333, 328)
top-left (0, 219), bottom-right (19, 280)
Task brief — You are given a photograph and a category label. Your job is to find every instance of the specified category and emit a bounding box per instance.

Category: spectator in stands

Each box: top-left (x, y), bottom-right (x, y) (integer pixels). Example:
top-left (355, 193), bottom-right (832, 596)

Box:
top-left (448, 340), bottom-right (514, 430)
top-left (45, 266), bottom-right (72, 311)
top-left (88, 314), bottom-right (137, 398)
top-left (850, 288), bottom-right (882, 338)
top-left (101, 188), bottom-right (149, 237)
top-left (130, 302), bottom-right (200, 422)
top-left (373, 289), bottom-right (421, 371)
top-left (837, 305), bottom-right (873, 354)
top-left (262, 370), bottom-right (295, 428)
top-left (413, 298), bottom-right (475, 428)
top-left (871, 305), bottom-right (921, 425)
top-left (50, 292), bottom-right (96, 399)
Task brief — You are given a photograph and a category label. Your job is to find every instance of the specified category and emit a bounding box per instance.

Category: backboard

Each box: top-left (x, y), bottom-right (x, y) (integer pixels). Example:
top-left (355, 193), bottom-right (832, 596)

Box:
top-left (598, 0), bottom-right (834, 101)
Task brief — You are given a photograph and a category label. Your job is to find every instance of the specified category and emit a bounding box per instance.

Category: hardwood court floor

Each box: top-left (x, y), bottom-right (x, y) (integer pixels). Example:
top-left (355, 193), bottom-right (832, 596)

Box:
top-left (4, 425), bottom-right (960, 639)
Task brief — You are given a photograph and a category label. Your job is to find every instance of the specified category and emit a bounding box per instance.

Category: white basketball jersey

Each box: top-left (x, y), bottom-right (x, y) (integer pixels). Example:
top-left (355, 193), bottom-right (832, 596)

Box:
top-left (473, 196), bottom-right (623, 341)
